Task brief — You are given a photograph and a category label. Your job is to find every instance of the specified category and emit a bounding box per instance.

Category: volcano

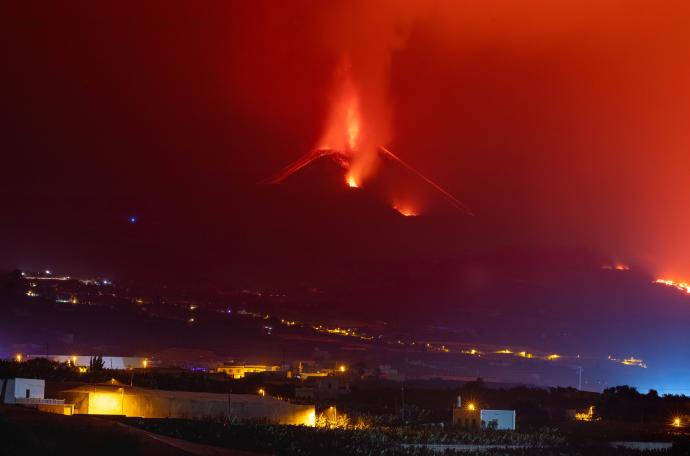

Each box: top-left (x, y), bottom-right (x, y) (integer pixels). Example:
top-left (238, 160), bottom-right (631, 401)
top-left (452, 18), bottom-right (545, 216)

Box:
top-left (261, 145), bottom-right (474, 216)
top-left (260, 57), bottom-right (472, 216)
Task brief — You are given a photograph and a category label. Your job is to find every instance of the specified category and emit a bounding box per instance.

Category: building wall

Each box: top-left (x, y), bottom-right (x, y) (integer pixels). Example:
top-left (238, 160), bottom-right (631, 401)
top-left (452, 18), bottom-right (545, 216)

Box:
top-left (32, 355), bottom-right (147, 369)
top-left (452, 407), bottom-right (480, 429)
top-left (61, 387), bottom-right (314, 425)
top-left (37, 403), bottom-right (74, 416)
top-left (2, 378), bottom-right (45, 404)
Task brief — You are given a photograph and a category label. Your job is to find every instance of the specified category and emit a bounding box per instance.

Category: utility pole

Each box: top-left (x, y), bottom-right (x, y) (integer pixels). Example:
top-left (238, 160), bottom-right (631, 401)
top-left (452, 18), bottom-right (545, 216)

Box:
top-left (575, 366), bottom-right (583, 390)
top-left (401, 380), bottom-right (405, 424)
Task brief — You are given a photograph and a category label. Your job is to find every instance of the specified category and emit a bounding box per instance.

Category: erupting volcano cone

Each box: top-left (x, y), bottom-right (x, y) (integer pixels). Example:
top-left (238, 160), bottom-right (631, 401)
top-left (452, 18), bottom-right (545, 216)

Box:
top-left (260, 57), bottom-right (472, 215)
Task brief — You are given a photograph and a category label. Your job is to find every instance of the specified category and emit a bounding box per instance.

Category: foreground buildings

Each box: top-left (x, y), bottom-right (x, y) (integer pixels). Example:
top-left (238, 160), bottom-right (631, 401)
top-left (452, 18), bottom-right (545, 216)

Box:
top-left (59, 379), bottom-right (315, 425)
top-left (452, 395), bottom-right (516, 430)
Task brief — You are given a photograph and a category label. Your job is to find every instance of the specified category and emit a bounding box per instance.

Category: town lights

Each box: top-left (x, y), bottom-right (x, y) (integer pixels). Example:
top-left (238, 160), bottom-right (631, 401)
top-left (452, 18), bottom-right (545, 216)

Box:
top-left (467, 403), bottom-right (476, 411)
top-left (338, 365), bottom-right (346, 373)
top-left (673, 417), bottom-right (682, 427)
top-left (258, 388), bottom-right (266, 397)
top-left (142, 359), bottom-right (148, 368)
top-left (15, 354), bottom-right (23, 362)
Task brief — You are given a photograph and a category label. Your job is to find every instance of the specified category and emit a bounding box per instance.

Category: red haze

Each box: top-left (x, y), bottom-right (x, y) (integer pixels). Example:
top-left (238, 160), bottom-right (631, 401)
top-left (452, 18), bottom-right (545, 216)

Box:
top-left (3, 0), bottom-right (690, 281)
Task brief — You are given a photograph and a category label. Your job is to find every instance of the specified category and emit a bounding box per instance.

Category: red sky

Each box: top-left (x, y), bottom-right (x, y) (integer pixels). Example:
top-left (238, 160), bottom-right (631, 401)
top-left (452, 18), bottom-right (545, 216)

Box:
top-left (3, 0), bottom-right (690, 282)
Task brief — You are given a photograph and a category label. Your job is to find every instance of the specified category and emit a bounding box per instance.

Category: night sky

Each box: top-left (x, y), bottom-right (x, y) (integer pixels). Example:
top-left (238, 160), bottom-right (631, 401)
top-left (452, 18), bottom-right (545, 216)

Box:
top-left (4, 0), bottom-right (690, 287)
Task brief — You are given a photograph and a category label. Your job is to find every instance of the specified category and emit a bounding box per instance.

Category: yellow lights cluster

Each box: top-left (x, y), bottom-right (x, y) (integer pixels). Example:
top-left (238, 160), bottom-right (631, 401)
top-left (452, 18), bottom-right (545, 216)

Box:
top-left (311, 324), bottom-right (373, 341)
top-left (575, 406), bottom-right (595, 421)
top-left (608, 355), bottom-right (648, 369)
top-left (429, 344), bottom-right (563, 362)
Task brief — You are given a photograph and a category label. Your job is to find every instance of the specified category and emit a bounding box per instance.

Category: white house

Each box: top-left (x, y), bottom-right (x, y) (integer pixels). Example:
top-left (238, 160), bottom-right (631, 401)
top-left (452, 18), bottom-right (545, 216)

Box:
top-left (1, 378), bottom-right (45, 404)
top-left (480, 409), bottom-right (516, 430)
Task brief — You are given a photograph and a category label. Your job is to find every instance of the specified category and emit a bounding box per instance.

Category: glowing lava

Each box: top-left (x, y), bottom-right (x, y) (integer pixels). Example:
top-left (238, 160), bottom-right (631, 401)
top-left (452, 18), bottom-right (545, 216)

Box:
top-left (655, 278), bottom-right (690, 294)
top-left (393, 204), bottom-right (416, 217)
top-left (346, 175), bottom-right (360, 188)
top-left (346, 104), bottom-right (360, 151)
top-left (318, 58), bottom-right (362, 155)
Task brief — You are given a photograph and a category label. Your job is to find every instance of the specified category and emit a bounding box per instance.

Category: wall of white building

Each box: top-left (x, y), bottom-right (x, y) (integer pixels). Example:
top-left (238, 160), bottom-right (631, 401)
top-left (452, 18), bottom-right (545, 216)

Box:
top-left (1, 378), bottom-right (45, 404)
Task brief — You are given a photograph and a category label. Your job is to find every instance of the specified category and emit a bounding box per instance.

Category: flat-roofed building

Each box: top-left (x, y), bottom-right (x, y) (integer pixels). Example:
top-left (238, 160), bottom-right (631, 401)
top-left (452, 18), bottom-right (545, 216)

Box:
top-left (451, 395), bottom-right (516, 430)
top-left (59, 380), bottom-right (314, 425)
top-left (1, 378), bottom-right (73, 415)
top-left (216, 363), bottom-right (280, 379)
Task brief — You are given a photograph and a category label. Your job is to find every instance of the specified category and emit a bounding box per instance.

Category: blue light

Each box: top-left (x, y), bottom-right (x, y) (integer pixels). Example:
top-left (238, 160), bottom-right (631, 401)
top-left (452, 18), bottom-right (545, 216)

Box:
top-left (129, 216), bottom-right (137, 224)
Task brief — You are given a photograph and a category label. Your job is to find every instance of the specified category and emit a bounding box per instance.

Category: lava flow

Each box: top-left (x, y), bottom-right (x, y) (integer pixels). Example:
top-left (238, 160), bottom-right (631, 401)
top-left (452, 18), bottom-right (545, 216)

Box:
top-left (655, 278), bottom-right (690, 294)
top-left (261, 59), bottom-right (472, 216)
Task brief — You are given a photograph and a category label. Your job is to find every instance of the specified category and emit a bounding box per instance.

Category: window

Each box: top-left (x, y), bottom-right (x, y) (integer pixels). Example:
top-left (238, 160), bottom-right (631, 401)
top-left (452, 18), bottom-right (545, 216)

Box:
top-left (25, 389), bottom-right (30, 398)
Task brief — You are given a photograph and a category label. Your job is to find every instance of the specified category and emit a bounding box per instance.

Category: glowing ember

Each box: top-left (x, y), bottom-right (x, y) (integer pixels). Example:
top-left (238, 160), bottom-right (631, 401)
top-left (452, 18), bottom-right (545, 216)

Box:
top-left (655, 278), bottom-right (690, 294)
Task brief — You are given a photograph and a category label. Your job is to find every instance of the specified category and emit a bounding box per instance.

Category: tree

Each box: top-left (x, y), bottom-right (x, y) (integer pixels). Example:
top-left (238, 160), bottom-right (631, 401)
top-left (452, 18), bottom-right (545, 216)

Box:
top-left (89, 355), bottom-right (105, 372)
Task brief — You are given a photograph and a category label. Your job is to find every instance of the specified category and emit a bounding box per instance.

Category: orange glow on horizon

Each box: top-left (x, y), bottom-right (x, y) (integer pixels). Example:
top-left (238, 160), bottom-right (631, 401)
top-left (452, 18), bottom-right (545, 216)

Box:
top-left (655, 278), bottom-right (690, 294)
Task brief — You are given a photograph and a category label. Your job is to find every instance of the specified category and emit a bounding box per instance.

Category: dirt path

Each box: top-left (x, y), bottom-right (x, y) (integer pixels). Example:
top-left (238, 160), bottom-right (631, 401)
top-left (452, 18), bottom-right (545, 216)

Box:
top-left (0, 405), bottom-right (264, 456)
top-left (116, 421), bottom-right (265, 456)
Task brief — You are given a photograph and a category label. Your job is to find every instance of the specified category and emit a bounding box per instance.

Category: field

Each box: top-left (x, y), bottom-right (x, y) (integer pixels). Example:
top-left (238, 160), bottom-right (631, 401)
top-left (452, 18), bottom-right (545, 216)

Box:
top-left (127, 417), bottom-right (688, 455)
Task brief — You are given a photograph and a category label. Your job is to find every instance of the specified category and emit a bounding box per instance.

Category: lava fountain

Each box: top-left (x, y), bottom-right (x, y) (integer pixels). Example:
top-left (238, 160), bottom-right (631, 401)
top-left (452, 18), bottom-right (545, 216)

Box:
top-left (261, 58), bottom-right (472, 215)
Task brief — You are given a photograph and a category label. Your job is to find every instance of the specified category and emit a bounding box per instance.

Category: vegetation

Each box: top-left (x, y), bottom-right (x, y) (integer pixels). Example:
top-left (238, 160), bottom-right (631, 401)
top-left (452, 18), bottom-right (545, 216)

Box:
top-left (127, 418), bottom-right (688, 455)
top-left (89, 355), bottom-right (105, 372)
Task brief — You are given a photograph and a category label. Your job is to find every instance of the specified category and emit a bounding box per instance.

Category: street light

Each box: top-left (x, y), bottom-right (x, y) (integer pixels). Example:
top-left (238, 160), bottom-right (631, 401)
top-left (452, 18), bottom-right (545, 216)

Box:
top-left (258, 388), bottom-right (266, 397)
top-left (15, 354), bottom-right (22, 362)
top-left (673, 417), bottom-right (682, 427)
